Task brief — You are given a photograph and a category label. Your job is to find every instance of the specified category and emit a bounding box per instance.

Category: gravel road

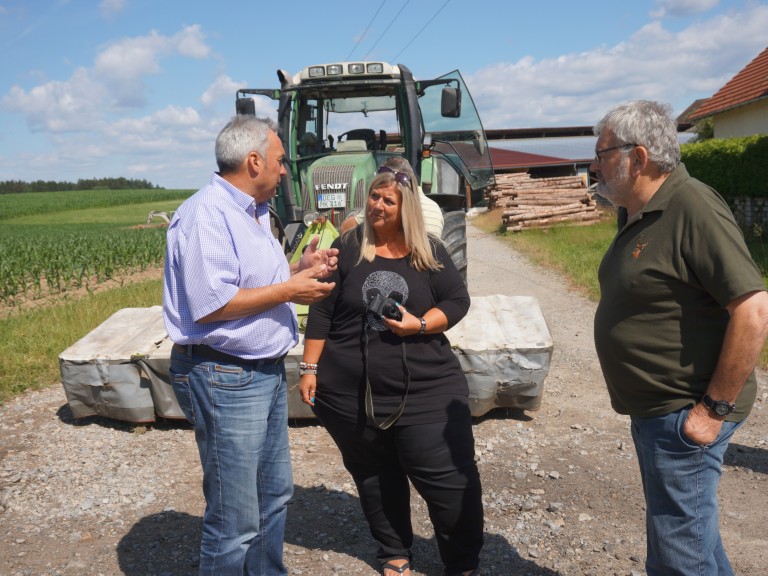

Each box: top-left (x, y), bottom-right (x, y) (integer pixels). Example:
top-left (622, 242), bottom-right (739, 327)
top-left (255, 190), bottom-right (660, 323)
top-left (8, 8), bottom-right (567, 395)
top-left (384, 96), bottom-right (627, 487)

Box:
top-left (1, 220), bottom-right (767, 576)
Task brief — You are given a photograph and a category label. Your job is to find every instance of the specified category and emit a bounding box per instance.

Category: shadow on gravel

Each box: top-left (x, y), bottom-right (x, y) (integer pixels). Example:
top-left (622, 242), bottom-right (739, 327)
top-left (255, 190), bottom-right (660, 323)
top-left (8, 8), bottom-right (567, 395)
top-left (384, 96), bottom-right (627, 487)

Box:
top-left (116, 484), bottom-right (558, 576)
top-left (55, 402), bottom-right (192, 432)
top-left (118, 510), bottom-right (201, 576)
top-left (285, 484), bottom-right (558, 576)
top-left (725, 442), bottom-right (768, 475)
top-left (472, 407), bottom-right (536, 423)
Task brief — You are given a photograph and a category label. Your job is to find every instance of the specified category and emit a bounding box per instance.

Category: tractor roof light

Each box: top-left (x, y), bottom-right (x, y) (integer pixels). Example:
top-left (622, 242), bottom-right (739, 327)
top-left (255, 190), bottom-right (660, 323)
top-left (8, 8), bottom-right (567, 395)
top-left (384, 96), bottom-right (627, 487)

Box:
top-left (300, 62), bottom-right (395, 82)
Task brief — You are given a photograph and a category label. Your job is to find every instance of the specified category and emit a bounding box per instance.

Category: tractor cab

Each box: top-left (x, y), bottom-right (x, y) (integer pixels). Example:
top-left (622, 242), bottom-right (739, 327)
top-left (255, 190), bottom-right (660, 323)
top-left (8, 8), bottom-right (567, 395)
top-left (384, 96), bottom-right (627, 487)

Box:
top-left (236, 61), bottom-right (494, 259)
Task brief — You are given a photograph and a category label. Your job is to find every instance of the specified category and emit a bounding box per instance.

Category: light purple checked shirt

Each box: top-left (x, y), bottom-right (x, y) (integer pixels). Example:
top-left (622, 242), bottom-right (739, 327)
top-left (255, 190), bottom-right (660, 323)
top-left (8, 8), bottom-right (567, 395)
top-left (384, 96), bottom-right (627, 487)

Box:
top-left (163, 173), bottom-right (298, 360)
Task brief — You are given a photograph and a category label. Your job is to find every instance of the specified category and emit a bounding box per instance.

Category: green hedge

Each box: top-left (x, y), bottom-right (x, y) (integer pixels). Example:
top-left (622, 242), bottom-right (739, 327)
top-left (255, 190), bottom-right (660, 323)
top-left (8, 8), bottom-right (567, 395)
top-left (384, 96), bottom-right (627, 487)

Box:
top-left (681, 135), bottom-right (768, 199)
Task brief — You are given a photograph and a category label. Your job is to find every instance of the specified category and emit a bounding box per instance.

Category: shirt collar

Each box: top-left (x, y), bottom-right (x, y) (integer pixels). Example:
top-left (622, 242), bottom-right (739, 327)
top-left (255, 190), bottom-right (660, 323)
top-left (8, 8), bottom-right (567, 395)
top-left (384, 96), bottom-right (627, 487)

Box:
top-left (638, 163), bottom-right (689, 214)
top-left (618, 163), bottom-right (689, 229)
top-left (211, 172), bottom-right (261, 215)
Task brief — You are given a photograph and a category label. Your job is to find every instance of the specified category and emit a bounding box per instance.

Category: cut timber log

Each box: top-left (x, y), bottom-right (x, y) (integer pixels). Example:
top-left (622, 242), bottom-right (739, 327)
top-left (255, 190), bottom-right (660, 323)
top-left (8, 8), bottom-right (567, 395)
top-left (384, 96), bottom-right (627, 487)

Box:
top-left (506, 211), bottom-right (602, 232)
top-left (488, 171), bottom-right (601, 231)
top-left (503, 203), bottom-right (595, 221)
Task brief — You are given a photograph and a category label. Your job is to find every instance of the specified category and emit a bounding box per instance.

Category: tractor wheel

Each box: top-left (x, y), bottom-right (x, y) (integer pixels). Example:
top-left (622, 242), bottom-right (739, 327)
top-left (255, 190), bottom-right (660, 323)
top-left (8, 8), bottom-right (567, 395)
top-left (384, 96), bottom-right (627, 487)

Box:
top-left (441, 210), bottom-right (468, 286)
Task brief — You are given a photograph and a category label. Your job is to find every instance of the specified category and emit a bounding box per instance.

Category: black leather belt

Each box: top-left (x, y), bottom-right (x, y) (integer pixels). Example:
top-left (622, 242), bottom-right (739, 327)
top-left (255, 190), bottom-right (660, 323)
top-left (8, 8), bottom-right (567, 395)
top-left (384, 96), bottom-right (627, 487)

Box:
top-left (173, 344), bottom-right (286, 367)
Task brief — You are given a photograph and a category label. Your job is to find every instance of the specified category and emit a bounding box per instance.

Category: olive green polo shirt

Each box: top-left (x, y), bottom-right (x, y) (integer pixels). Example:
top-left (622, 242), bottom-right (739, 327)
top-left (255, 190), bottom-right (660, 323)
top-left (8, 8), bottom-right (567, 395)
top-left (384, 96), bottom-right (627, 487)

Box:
top-left (594, 163), bottom-right (766, 420)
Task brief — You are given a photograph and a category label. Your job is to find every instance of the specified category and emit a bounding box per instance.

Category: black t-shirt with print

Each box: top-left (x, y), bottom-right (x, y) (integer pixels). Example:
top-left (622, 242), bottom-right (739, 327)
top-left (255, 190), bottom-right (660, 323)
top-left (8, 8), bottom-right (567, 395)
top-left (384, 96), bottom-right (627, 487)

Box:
top-left (305, 230), bottom-right (471, 425)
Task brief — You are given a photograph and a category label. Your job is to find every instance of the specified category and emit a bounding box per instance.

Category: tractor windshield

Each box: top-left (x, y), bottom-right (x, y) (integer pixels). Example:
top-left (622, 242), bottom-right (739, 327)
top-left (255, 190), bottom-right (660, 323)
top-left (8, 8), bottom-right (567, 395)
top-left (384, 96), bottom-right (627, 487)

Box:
top-left (325, 95), bottom-right (395, 114)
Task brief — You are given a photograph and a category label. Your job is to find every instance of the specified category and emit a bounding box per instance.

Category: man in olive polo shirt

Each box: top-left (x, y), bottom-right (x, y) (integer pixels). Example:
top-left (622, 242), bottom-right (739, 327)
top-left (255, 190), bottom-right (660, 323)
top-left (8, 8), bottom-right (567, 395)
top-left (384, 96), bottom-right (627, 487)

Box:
top-left (591, 100), bottom-right (768, 576)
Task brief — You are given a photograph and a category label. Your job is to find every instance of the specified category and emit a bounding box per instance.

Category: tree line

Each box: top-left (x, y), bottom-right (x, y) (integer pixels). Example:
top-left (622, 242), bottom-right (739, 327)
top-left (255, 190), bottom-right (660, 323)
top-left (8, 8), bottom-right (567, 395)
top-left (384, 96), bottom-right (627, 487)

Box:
top-left (0, 177), bottom-right (162, 194)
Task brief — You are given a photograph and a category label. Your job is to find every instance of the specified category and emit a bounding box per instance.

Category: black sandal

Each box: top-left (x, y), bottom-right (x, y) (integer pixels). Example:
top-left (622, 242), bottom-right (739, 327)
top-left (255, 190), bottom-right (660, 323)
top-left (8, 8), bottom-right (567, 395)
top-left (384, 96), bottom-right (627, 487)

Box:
top-left (382, 560), bottom-right (411, 574)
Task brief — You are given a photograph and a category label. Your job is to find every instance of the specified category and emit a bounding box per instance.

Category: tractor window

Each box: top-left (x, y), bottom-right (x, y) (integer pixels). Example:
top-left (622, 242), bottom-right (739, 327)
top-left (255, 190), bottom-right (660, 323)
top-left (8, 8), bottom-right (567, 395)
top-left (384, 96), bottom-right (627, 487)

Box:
top-left (419, 70), bottom-right (495, 191)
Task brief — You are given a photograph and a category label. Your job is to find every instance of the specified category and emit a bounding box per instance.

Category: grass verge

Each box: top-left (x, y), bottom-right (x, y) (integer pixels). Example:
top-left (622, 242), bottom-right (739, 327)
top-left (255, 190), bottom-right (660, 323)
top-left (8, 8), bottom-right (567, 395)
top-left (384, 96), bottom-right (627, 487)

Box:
top-left (471, 208), bottom-right (616, 300)
top-left (470, 207), bottom-right (768, 368)
top-left (0, 277), bottom-right (162, 404)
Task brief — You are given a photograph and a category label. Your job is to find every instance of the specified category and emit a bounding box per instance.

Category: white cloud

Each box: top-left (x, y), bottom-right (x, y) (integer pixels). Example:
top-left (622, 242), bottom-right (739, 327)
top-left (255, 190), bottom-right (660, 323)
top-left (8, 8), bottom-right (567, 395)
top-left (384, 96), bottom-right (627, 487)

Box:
top-left (99, 0), bottom-right (126, 21)
top-left (0, 24), bottom-right (220, 186)
top-left (651, 0), bottom-right (719, 19)
top-left (468, 3), bottom-right (768, 128)
top-left (2, 106), bottom-right (223, 187)
top-left (201, 74), bottom-right (246, 107)
top-left (1, 67), bottom-right (106, 132)
top-left (2, 25), bottom-right (213, 130)
top-left (94, 25), bottom-right (210, 107)
top-left (172, 24), bottom-right (209, 59)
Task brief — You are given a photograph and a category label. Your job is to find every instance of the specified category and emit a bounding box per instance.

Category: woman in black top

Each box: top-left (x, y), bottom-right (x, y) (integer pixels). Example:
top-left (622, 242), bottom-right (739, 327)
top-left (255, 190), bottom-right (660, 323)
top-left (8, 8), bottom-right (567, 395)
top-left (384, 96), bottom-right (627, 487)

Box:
top-left (300, 163), bottom-right (483, 576)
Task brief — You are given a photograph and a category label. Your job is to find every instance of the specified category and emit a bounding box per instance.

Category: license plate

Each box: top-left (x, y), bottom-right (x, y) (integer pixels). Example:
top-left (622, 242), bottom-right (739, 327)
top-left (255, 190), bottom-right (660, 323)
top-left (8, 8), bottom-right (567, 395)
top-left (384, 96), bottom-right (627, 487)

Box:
top-left (317, 192), bottom-right (346, 209)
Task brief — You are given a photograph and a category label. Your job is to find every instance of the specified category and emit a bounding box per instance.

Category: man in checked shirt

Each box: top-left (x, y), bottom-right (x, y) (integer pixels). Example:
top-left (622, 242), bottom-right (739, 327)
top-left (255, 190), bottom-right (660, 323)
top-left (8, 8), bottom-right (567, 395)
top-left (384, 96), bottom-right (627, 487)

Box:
top-left (163, 115), bottom-right (338, 576)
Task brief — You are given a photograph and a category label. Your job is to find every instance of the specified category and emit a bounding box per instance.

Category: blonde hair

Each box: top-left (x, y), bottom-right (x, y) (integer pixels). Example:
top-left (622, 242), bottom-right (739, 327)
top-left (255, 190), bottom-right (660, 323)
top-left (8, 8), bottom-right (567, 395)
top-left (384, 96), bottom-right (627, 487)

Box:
top-left (351, 171), bottom-right (443, 272)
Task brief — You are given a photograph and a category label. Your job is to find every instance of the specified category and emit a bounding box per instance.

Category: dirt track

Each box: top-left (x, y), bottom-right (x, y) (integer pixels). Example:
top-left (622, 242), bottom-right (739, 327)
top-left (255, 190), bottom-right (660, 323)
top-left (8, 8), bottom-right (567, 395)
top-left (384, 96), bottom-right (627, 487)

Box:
top-left (1, 220), bottom-right (767, 575)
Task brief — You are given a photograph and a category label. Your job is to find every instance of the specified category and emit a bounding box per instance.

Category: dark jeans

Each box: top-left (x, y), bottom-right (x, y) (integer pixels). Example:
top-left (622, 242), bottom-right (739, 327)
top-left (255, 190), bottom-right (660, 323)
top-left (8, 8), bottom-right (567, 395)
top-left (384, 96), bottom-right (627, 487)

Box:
top-left (315, 403), bottom-right (483, 573)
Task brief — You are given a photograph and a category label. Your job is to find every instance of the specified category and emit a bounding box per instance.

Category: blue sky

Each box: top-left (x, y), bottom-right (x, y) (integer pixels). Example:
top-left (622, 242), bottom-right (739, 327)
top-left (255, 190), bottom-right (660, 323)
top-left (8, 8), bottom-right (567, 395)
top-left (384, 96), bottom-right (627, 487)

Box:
top-left (1, 0), bottom-right (767, 189)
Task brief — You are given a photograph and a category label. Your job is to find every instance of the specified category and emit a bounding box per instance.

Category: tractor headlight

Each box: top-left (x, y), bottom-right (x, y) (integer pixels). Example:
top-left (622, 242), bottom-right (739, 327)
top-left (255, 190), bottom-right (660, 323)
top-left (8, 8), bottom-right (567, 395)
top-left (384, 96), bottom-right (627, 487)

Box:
top-left (303, 211), bottom-right (320, 226)
top-left (345, 208), bottom-right (362, 222)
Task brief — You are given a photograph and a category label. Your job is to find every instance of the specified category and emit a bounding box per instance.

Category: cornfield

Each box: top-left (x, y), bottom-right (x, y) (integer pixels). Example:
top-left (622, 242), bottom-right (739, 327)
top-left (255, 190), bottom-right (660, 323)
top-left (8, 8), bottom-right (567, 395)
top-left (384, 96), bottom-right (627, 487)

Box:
top-left (0, 224), bottom-right (168, 307)
top-left (0, 189), bottom-right (193, 309)
top-left (0, 189), bottom-right (192, 221)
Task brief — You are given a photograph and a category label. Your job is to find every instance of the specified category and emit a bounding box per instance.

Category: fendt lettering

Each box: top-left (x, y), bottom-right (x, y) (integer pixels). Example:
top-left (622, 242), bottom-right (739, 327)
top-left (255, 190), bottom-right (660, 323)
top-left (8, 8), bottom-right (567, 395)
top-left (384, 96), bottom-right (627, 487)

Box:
top-left (315, 183), bottom-right (349, 191)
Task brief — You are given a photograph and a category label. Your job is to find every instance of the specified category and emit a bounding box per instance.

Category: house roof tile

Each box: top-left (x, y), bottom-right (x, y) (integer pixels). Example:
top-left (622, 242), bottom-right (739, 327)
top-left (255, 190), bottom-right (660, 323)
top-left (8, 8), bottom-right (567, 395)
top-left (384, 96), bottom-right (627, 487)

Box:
top-left (689, 46), bottom-right (768, 120)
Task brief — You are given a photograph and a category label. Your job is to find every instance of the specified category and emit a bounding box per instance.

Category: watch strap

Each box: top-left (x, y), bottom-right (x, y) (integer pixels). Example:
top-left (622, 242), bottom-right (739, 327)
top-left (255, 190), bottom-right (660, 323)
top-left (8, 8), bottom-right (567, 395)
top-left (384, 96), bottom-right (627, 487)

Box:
top-left (702, 393), bottom-right (736, 415)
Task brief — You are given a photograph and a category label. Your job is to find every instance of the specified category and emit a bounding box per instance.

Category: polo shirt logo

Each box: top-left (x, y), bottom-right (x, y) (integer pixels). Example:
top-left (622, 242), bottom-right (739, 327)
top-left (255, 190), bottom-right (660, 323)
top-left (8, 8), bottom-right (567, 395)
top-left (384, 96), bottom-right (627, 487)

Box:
top-left (632, 241), bottom-right (649, 259)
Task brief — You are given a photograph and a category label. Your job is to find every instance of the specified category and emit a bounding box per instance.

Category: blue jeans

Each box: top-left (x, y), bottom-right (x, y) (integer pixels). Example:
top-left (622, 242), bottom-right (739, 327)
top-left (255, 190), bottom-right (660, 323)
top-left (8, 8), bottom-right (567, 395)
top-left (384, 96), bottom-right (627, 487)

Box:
top-left (631, 408), bottom-right (744, 576)
top-left (170, 347), bottom-right (293, 576)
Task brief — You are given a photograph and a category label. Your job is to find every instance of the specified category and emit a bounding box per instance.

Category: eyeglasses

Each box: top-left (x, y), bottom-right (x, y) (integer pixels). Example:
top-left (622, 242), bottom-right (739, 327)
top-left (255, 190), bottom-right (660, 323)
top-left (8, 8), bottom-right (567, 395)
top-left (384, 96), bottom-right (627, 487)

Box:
top-left (594, 143), bottom-right (637, 163)
top-left (377, 165), bottom-right (411, 186)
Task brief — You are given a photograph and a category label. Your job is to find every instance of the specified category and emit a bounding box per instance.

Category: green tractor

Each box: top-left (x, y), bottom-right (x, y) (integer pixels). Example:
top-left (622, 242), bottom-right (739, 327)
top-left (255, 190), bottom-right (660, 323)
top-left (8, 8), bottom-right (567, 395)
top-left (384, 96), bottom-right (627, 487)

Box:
top-left (236, 61), bottom-right (495, 324)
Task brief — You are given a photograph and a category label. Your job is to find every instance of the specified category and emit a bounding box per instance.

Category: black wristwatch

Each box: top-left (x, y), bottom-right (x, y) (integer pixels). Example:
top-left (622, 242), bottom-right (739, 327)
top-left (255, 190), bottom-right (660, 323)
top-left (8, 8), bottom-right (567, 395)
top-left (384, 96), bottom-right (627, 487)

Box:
top-left (701, 393), bottom-right (736, 417)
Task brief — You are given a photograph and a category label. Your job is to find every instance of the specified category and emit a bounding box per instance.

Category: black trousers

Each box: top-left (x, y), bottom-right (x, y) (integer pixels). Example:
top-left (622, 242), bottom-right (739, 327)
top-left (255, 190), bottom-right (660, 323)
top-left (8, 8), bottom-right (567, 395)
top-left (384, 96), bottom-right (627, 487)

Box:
top-left (315, 403), bottom-right (484, 573)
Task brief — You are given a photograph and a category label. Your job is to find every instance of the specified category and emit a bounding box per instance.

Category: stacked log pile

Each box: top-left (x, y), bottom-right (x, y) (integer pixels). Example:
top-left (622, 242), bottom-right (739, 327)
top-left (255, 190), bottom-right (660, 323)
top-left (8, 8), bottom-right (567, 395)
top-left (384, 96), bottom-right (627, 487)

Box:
top-left (487, 173), bottom-right (601, 232)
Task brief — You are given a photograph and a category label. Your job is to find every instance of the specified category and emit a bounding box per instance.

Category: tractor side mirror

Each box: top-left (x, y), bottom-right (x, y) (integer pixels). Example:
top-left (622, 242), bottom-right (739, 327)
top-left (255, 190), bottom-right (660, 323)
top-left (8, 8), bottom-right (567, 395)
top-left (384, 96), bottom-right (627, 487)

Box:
top-left (236, 97), bottom-right (256, 116)
top-left (441, 86), bottom-right (461, 118)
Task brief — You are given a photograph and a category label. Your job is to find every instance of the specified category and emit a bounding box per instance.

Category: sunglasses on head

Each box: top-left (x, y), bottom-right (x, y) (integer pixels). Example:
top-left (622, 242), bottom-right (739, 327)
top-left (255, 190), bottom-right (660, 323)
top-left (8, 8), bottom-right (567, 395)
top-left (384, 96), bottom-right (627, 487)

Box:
top-left (377, 165), bottom-right (411, 186)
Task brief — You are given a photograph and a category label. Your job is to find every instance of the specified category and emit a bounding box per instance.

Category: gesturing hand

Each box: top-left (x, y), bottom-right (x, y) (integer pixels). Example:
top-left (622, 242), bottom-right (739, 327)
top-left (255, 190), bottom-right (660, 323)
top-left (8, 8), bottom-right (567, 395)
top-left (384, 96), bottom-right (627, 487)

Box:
top-left (299, 235), bottom-right (339, 277)
top-left (288, 264), bottom-right (336, 305)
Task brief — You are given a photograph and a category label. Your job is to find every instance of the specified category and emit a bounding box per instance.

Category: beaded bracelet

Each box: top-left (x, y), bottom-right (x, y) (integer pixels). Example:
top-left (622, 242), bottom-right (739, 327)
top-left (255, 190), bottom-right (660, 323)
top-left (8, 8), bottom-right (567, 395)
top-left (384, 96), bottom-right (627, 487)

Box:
top-left (299, 361), bottom-right (318, 376)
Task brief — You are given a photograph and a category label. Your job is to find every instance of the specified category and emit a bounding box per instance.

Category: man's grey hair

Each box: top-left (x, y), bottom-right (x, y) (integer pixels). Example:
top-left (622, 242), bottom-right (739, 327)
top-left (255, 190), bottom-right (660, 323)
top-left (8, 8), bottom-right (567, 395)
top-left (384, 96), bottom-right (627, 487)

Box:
top-left (594, 100), bottom-right (680, 173)
top-left (382, 156), bottom-right (416, 179)
top-left (215, 115), bottom-right (278, 173)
